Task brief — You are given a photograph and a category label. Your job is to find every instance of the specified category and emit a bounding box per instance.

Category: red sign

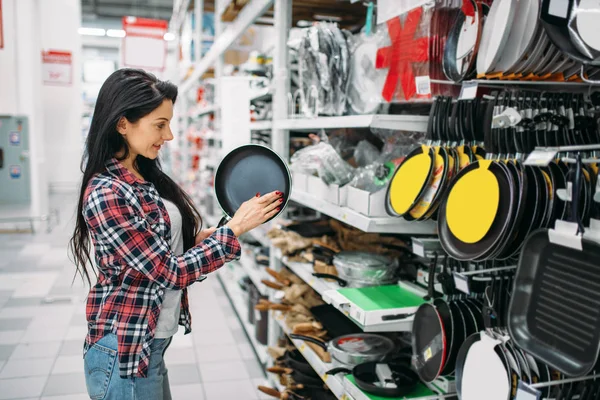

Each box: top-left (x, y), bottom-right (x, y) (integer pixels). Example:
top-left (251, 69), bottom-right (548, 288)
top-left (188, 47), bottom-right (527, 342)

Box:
top-left (122, 17), bottom-right (168, 71)
top-left (0, 0), bottom-right (4, 49)
top-left (42, 50), bottom-right (73, 85)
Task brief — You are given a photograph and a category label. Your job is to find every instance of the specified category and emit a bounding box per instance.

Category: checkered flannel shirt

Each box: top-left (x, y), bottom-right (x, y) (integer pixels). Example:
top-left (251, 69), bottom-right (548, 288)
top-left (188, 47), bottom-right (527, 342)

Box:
top-left (82, 158), bottom-right (241, 378)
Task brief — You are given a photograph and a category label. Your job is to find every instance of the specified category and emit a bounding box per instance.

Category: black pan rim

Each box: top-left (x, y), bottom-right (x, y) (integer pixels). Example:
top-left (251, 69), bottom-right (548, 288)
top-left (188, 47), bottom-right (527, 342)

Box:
top-left (214, 143), bottom-right (292, 220)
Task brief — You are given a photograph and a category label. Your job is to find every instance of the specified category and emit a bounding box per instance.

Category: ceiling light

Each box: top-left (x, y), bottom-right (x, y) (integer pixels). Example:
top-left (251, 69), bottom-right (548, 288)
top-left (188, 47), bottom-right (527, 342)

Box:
top-left (78, 27), bottom-right (106, 36)
top-left (106, 29), bottom-right (126, 38)
top-left (164, 32), bottom-right (175, 41)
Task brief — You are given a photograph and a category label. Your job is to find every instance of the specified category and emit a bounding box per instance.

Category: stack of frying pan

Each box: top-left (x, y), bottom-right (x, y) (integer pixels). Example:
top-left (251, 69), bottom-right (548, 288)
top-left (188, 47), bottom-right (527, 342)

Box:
top-left (437, 91), bottom-right (600, 261)
top-left (385, 96), bottom-right (488, 222)
top-left (443, 0), bottom-right (600, 82)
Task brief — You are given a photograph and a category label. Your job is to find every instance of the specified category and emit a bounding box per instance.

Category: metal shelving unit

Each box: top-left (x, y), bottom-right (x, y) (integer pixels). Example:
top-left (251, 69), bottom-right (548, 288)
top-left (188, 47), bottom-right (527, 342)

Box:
top-left (217, 264), bottom-right (269, 365)
top-left (291, 191), bottom-right (437, 234)
top-left (273, 311), bottom-right (352, 400)
top-left (274, 115), bottom-right (429, 132)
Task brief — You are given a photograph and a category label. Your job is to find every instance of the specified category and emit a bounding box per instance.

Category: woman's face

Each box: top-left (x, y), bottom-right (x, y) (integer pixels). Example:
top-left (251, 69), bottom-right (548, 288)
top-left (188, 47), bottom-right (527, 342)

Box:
top-left (117, 99), bottom-right (174, 160)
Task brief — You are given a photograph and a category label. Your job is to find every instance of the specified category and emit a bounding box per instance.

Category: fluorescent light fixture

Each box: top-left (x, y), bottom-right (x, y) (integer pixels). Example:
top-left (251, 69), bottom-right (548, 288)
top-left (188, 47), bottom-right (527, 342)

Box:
top-left (78, 27), bottom-right (106, 36)
top-left (164, 32), bottom-right (175, 41)
top-left (106, 29), bottom-right (126, 38)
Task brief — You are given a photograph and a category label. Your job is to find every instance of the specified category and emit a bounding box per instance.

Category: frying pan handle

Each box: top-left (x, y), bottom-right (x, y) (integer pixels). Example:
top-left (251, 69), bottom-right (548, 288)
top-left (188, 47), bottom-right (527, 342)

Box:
top-left (217, 216), bottom-right (229, 228)
top-left (311, 273), bottom-right (348, 287)
top-left (288, 334), bottom-right (328, 351)
top-left (325, 367), bottom-right (352, 376)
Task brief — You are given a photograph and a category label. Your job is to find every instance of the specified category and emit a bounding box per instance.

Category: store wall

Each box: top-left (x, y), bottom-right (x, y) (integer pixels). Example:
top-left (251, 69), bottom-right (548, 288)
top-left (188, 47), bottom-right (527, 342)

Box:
top-left (0, 0), bottom-right (48, 217)
top-left (39, 0), bottom-right (83, 193)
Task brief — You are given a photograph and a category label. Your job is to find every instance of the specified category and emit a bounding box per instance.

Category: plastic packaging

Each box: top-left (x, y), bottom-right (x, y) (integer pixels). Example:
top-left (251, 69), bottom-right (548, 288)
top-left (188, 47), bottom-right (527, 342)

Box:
top-left (290, 142), bottom-right (355, 185)
top-left (333, 251), bottom-right (398, 283)
top-left (374, 4), bottom-right (437, 103)
top-left (297, 22), bottom-right (353, 116)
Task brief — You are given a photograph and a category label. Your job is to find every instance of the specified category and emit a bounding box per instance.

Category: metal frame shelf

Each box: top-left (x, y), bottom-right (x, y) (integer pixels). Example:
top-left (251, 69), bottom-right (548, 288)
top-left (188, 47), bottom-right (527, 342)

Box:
top-left (274, 115), bottom-right (429, 132)
top-left (217, 265), bottom-right (269, 365)
top-left (290, 191), bottom-right (437, 234)
top-left (273, 311), bottom-right (352, 400)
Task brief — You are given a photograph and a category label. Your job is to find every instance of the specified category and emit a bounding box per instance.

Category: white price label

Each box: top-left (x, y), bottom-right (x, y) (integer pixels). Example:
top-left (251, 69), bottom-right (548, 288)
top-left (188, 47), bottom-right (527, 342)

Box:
top-left (413, 242), bottom-right (425, 258)
top-left (415, 76), bottom-right (431, 96)
top-left (453, 272), bottom-right (470, 294)
top-left (460, 81), bottom-right (479, 100)
top-left (524, 150), bottom-right (557, 166)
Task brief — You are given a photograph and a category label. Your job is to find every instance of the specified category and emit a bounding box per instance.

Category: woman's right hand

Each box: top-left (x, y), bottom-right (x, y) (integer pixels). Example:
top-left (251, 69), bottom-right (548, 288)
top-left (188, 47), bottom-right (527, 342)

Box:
top-left (226, 191), bottom-right (283, 237)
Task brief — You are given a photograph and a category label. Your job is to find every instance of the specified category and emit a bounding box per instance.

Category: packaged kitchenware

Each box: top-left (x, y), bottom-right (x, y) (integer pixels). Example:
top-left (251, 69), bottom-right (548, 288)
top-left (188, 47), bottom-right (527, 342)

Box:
top-left (333, 252), bottom-right (398, 285)
top-left (289, 142), bottom-right (355, 185)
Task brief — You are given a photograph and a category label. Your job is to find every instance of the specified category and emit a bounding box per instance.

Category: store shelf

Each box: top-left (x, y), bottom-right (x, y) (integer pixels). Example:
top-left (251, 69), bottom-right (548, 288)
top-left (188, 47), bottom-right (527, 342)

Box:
top-left (180, 0), bottom-right (274, 93)
top-left (239, 254), bottom-right (270, 296)
top-left (290, 191), bottom-right (437, 234)
top-left (247, 226), bottom-right (271, 247)
top-left (282, 259), bottom-right (337, 297)
top-left (273, 311), bottom-right (351, 400)
top-left (217, 265), bottom-right (269, 365)
top-left (189, 104), bottom-right (219, 118)
top-left (250, 120), bottom-right (273, 130)
top-left (250, 88), bottom-right (272, 102)
top-left (274, 115), bottom-right (429, 132)
top-left (282, 260), bottom-right (422, 333)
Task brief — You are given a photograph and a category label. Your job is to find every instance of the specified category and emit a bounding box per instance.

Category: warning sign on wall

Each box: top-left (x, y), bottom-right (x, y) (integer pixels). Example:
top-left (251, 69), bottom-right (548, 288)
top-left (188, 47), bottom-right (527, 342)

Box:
top-left (42, 50), bottom-right (73, 85)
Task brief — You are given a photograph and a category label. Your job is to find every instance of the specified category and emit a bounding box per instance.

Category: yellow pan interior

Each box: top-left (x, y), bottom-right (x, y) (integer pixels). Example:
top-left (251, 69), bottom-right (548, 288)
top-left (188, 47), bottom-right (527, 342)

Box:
top-left (409, 148), bottom-right (445, 219)
top-left (446, 160), bottom-right (500, 244)
top-left (389, 146), bottom-right (433, 215)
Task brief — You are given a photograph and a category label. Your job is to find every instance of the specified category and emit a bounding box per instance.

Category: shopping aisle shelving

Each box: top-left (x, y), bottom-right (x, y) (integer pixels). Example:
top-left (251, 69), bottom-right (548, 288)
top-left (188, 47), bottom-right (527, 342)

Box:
top-left (217, 263), bottom-right (269, 365)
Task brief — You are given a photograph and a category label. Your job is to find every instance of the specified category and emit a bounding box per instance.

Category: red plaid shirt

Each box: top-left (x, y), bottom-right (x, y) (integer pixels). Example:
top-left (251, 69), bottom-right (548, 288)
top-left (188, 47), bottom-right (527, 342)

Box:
top-left (82, 158), bottom-right (241, 378)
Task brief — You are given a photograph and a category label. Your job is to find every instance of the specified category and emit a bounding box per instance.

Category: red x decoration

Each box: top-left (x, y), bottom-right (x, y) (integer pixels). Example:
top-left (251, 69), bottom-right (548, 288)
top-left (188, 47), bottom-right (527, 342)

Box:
top-left (376, 8), bottom-right (430, 101)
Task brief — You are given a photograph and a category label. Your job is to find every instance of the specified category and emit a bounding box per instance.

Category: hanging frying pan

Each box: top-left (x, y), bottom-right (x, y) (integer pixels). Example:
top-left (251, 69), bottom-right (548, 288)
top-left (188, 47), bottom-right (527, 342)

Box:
top-left (541, 0), bottom-right (600, 66)
top-left (443, 0), bottom-right (483, 82)
top-left (386, 147), bottom-right (435, 217)
top-left (411, 302), bottom-right (449, 382)
top-left (493, 0), bottom-right (539, 74)
top-left (214, 144), bottom-right (291, 227)
top-left (476, 0), bottom-right (519, 76)
top-left (573, 0), bottom-right (600, 57)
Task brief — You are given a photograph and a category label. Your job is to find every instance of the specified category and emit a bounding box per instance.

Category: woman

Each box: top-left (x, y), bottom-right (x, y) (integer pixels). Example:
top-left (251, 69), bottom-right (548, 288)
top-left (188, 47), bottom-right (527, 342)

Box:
top-left (70, 68), bottom-right (282, 399)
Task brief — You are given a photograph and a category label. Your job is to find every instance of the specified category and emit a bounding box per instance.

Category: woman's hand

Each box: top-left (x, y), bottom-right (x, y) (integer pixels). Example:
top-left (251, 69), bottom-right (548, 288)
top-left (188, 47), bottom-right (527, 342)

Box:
top-left (227, 191), bottom-right (283, 237)
top-left (195, 227), bottom-right (217, 245)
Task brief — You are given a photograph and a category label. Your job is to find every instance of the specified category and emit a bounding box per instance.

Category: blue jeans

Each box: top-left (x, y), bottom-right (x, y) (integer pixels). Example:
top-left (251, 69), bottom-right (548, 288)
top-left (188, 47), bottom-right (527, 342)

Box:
top-left (83, 333), bottom-right (172, 400)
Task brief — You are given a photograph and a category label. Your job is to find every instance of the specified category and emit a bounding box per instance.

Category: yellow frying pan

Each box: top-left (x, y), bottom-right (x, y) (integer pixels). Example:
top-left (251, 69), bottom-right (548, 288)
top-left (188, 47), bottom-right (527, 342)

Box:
top-left (386, 145), bottom-right (435, 217)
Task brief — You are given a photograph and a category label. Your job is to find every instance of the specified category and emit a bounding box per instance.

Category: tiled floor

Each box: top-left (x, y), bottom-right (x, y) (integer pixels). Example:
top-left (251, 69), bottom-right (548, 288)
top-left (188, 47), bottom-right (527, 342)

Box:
top-left (0, 194), bottom-right (270, 400)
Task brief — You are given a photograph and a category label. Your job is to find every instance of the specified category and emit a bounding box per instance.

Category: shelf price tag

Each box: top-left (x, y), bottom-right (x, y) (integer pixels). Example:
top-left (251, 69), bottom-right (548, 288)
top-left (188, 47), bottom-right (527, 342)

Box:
top-left (524, 149), bottom-right (558, 166)
top-left (453, 272), bottom-right (470, 295)
top-left (459, 81), bottom-right (479, 100)
top-left (413, 242), bottom-right (425, 258)
top-left (415, 76), bottom-right (431, 96)
top-left (516, 382), bottom-right (541, 400)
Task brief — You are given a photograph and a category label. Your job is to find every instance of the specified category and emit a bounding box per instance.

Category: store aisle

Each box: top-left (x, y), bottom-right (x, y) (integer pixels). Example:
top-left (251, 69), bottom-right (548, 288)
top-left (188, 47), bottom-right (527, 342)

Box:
top-left (0, 194), bottom-right (269, 400)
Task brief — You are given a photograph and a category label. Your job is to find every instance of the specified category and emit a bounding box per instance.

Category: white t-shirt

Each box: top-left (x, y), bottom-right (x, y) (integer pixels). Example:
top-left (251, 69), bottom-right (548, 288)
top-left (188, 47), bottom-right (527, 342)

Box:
top-left (155, 199), bottom-right (184, 339)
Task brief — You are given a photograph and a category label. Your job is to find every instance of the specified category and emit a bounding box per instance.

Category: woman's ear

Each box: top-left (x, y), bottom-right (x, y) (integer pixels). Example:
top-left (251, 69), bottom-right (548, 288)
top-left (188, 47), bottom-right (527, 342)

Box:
top-left (116, 117), bottom-right (128, 135)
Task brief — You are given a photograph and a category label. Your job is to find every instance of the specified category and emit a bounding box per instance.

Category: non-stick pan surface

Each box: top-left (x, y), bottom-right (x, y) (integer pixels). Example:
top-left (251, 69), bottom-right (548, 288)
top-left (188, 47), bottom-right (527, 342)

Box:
top-left (214, 144), bottom-right (291, 222)
top-left (509, 229), bottom-right (600, 377)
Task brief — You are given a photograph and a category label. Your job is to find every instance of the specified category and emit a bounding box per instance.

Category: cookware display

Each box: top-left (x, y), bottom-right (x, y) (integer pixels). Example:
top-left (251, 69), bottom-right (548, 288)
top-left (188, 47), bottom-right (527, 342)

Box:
top-left (438, 91), bottom-right (600, 261)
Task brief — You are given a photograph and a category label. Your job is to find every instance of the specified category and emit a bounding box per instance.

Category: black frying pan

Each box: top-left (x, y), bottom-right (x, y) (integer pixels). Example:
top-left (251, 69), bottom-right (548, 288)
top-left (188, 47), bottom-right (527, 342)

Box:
top-left (214, 144), bottom-right (291, 227)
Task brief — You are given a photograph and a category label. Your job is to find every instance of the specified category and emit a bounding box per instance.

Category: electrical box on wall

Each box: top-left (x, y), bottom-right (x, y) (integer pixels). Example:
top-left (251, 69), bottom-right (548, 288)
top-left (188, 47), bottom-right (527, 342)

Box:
top-left (0, 116), bottom-right (31, 205)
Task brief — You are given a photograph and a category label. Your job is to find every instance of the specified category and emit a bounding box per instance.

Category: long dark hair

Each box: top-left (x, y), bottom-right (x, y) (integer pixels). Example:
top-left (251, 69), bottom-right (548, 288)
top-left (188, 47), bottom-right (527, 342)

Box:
top-left (70, 68), bottom-right (202, 285)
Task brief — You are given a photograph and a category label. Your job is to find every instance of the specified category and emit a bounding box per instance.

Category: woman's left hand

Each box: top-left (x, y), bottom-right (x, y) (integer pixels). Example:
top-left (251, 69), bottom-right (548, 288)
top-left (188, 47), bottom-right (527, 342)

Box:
top-left (195, 227), bottom-right (217, 245)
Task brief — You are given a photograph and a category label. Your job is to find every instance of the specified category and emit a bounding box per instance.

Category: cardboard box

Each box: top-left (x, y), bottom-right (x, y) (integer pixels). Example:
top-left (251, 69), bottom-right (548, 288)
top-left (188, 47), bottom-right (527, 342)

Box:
top-left (291, 171), bottom-right (309, 193)
top-left (346, 186), bottom-right (389, 217)
top-left (308, 175), bottom-right (340, 204)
